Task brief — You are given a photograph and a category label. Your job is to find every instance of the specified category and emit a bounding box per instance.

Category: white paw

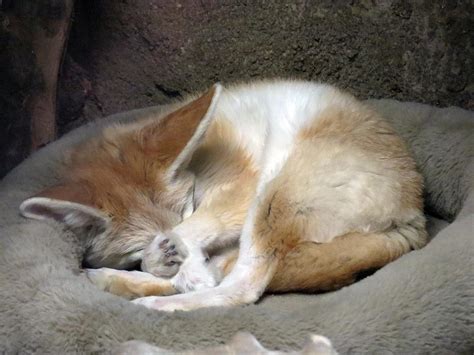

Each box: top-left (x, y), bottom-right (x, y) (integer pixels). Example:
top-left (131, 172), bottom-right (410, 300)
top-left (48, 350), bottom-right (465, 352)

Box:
top-left (131, 296), bottom-right (159, 309)
top-left (132, 296), bottom-right (191, 312)
top-left (171, 257), bottom-right (220, 293)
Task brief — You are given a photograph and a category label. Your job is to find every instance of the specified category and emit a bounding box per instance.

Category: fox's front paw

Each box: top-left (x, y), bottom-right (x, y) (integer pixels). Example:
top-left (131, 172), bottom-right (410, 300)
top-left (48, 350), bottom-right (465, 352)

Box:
top-left (86, 268), bottom-right (158, 299)
top-left (86, 267), bottom-right (131, 297)
top-left (141, 233), bottom-right (187, 278)
top-left (132, 296), bottom-right (181, 312)
top-left (132, 294), bottom-right (202, 312)
top-left (171, 257), bottom-right (220, 293)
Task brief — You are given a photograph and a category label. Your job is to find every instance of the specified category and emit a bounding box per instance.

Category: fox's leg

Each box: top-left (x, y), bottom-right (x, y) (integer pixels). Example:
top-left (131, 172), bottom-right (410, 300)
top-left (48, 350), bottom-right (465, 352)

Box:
top-left (142, 173), bottom-right (255, 292)
top-left (132, 174), bottom-right (315, 311)
top-left (87, 247), bottom-right (239, 300)
top-left (147, 172), bottom-right (255, 253)
top-left (131, 133), bottom-right (320, 310)
top-left (86, 268), bottom-right (178, 299)
top-left (141, 210), bottom-right (242, 282)
top-left (131, 192), bottom-right (425, 311)
top-left (131, 132), bottom-right (426, 311)
top-left (165, 230), bottom-right (415, 294)
top-left (87, 227), bottom-right (418, 301)
top-left (267, 228), bottom-right (421, 293)
top-left (190, 230), bottom-right (418, 293)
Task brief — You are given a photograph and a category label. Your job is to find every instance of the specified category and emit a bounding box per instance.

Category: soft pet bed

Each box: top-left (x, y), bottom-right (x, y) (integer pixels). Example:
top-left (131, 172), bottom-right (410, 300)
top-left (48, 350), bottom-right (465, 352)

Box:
top-left (0, 99), bottom-right (473, 354)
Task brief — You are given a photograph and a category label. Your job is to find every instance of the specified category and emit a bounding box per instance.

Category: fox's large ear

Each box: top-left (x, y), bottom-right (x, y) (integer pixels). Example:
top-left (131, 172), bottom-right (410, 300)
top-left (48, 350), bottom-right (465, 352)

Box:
top-left (19, 184), bottom-right (108, 232)
top-left (140, 83), bottom-right (222, 182)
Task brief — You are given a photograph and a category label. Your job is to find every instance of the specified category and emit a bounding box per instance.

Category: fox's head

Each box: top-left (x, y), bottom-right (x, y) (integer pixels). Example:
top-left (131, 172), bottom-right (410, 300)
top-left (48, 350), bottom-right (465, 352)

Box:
top-left (20, 85), bottom-right (222, 270)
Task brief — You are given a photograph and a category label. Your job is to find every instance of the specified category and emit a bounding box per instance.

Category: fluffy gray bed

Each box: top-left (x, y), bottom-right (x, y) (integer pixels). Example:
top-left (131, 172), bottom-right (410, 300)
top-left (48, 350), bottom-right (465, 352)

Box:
top-left (0, 99), bottom-right (473, 354)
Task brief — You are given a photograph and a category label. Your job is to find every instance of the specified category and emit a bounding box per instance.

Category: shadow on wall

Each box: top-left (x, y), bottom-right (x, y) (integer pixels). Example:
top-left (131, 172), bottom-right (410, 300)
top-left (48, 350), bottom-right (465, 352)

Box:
top-left (1, 0), bottom-right (73, 178)
top-left (1, 0), bottom-right (473, 178)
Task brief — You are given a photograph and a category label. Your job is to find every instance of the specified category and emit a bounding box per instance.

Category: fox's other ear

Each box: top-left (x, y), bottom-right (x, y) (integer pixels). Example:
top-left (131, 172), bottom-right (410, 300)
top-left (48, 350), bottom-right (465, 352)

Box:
top-left (141, 83), bottom-right (222, 181)
top-left (19, 184), bottom-right (108, 232)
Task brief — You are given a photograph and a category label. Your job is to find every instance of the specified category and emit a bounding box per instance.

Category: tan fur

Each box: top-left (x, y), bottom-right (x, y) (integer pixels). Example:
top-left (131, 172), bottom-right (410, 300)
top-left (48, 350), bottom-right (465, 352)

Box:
top-left (299, 105), bottom-right (423, 211)
top-left (268, 231), bottom-right (410, 293)
top-left (227, 102), bottom-right (426, 300)
top-left (100, 228), bottom-right (410, 299)
top-left (87, 268), bottom-right (177, 299)
top-left (184, 119), bottom-right (258, 248)
top-left (21, 81), bottom-right (427, 307)
top-left (28, 87), bottom-right (222, 267)
top-left (106, 276), bottom-right (176, 300)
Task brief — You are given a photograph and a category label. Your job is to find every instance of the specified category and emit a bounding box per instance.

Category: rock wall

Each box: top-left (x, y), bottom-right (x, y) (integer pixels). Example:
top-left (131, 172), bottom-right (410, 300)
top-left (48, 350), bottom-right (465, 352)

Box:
top-left (0, 0), bottom-right (73, 178)
top-left (1, 0), bottom-right (472, 177)
top-left (60, 0), bottom-right (473, 133)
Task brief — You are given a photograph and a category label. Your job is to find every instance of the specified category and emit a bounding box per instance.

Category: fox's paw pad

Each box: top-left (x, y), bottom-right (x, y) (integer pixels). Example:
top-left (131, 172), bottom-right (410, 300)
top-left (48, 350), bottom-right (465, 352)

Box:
top-left (142, 233), bottom-right (187, 278)
top-left (157, 237), bottom-right (182, 266)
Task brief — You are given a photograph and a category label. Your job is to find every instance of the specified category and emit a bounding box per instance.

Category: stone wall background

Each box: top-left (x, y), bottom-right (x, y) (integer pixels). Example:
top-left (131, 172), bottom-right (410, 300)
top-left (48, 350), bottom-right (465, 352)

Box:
top-left (1, 0), bottom-right (472, 177)
top-left (59, 0), bottom-right (473, 134)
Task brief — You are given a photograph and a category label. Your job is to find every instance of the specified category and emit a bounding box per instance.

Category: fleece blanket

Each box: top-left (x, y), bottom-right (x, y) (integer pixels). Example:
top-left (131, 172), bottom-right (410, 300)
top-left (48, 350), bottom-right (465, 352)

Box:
top-left (0, 99), bottom-right (473, 354)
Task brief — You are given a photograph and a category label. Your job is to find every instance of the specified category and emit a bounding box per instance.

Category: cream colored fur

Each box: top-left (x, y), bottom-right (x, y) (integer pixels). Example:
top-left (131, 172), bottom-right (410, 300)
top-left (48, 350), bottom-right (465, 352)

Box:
top-left (130, 80), bottom-right (426, 311)
top-left (20, 80), bottom-right (427, 311)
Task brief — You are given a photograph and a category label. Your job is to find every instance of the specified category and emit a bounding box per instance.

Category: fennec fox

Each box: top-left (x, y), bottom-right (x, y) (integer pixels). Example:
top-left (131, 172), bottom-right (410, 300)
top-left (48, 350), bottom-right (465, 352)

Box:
top-left (20, 80), bottom-right (427, 311)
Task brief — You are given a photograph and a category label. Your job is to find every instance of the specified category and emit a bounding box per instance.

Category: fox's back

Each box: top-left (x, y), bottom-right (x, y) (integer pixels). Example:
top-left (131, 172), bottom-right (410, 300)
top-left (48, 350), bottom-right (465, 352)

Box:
top-left (61, 81), bottom-right (426, 306)
top-left (212, 80), bottom-right (355, 164)
top-left (199, 79), bottom-right (419, 190)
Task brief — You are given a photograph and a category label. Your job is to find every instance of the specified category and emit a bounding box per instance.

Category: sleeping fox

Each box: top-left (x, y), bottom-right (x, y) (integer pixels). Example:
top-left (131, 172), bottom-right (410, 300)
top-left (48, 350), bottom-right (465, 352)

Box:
top-left (20, 80), bottom-right (427, 311)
